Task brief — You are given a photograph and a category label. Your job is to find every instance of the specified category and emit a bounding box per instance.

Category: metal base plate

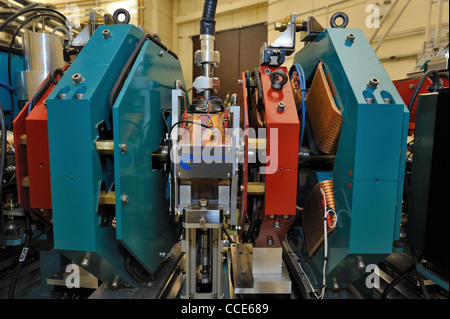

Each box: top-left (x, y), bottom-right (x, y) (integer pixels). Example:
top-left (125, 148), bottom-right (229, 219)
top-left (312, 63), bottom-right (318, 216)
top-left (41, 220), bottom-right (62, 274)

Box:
top-left (230, 243), bottom-right (291, 295)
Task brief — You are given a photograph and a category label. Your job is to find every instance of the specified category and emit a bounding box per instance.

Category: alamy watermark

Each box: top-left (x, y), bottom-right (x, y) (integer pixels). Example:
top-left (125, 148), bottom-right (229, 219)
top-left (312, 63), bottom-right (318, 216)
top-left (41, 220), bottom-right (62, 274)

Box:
top-left (365, 264), bottom-right (380, 289)
top-left (366, 4), bottom-right (381, 29)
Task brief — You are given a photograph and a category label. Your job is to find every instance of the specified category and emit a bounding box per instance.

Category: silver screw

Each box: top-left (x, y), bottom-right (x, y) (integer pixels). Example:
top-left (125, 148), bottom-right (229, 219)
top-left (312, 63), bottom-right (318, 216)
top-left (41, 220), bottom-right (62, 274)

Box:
top-left (121, 194), bottom-right (129, 204)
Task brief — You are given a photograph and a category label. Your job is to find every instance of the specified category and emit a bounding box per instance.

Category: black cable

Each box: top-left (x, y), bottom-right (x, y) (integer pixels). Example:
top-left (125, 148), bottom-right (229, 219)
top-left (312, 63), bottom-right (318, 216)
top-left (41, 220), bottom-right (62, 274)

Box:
top-left (27, 67), bottom-right (64, 115)
top-left (381, 262), bottom-right (416, 299)
top-left (200, 0), bottom-right (217, 36)
top-left (8, 211), bottom-right (32, 299)
top-left (222, 225), bottom-right (234, 244)
top-left (407, 70), bottom-right (441, 111)
top-left (410, 247), bottom-right (431, 299)
top-left (0, 7), bottom-right (69, 32)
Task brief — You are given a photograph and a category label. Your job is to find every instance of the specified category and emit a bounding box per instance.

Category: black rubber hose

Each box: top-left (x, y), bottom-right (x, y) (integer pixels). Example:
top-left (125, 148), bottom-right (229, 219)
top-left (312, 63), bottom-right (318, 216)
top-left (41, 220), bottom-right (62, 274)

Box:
top-left (407, 70), bottom-right (442, 111)
top-left (252, 68), bottom-right (264, 111)
top-left (200, 0), bottom-right (218, 36)
top-left (0, 7), bottom-right (69, 32)
top-left (381, 262), bottom-right (416, 299)
top-left (8, 211), bottom-right (32, 299)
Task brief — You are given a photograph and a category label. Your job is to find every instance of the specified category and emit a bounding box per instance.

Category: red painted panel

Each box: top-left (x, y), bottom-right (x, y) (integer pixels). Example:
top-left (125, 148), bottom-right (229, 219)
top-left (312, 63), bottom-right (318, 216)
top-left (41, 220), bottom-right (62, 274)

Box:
top-left (260, 66), bottom-right (299, 217)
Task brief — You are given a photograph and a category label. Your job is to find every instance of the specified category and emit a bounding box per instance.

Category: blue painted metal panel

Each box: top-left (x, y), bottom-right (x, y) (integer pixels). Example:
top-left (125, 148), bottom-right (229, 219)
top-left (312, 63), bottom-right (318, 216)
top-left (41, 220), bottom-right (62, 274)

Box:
top-left (47, 25), bottom-right (145, 287)
top-left (113, 39), bottom-right (185, 273)
top-left (0, 49), bottom-right (24, 124)
top-left (293, 28), bottom-right (409, 285)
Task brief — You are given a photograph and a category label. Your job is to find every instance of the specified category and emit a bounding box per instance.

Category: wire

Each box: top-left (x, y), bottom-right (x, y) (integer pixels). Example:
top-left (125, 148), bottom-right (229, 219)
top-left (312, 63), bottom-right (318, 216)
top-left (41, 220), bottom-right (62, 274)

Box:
top-left (289, 64), bottom-right (307, 147)
top-left (8, 211), bottom-right (32, 299)
top-left (318, 188), bottom-right (329, 299)
top-left (407, 70), bottom-right (442, 111)
top-left (0, 7), bottom-right (70, 32)
top-left (207, 95), bottom-right (225, 110)
top-left (0, 83), bottom-right (16, 95)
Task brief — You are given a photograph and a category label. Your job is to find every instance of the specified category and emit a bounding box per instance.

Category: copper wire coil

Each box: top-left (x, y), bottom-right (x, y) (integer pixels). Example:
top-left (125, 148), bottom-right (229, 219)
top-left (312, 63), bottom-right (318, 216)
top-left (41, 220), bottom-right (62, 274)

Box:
top-left (301, 179), bottom-right (337, 257)
top-left (306, 61), bottom-right (343, 155)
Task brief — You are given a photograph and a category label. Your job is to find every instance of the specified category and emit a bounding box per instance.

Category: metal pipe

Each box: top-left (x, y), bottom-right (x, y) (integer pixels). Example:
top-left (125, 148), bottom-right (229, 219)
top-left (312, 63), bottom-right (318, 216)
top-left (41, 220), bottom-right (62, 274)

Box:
top-left (434, 0), bottom-right (443, 49)
top-left (52, 26), bottom-right (72, 43)
top-left (369, 0), bottom-right (399, 44)
top-left (425, 0), bottom-right (433, 44)
top-left (374, 0), bottom-right (411, 52)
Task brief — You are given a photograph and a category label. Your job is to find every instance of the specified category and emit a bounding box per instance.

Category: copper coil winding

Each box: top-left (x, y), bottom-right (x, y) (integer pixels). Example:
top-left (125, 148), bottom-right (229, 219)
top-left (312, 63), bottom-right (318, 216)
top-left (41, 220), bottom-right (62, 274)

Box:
top-left (301, 179), bottom-right (337, 257)
top-left (306, 61), bottom-right (343, 155)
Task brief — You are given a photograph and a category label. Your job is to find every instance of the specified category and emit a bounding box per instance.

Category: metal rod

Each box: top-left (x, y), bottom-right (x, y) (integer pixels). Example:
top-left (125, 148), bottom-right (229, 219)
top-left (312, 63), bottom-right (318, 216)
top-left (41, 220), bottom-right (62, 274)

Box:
top-left (374, 0), bottom-right (412, 52)
top-left (425, 0), bottom-right (433, 44)
top-left (434, 0), bottom-right (443, 49)
top-left (369, 0), bottom-right (399, 44)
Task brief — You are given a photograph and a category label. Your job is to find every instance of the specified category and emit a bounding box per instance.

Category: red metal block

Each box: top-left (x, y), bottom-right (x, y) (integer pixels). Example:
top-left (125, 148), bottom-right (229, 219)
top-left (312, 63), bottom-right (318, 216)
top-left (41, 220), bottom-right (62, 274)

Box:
top-left (13, 65), bottom-right (69, 211)
top-left (255, 66), bottom-right (300, 247)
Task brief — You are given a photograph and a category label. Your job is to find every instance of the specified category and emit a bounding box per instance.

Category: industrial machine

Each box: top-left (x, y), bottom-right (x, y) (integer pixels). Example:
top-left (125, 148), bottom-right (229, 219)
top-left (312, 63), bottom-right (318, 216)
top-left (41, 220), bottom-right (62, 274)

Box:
top-left (0, 1), bottom-right (447, 301)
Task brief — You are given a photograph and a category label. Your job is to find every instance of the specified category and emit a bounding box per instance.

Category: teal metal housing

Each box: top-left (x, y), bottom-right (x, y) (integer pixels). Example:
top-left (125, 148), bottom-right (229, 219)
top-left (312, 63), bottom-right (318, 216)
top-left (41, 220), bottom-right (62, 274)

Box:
top-left (0, 49), bottom-right (23, 125)
top-left (291, 28), bottom-right (409, 286)
top-left (47, 25), bottom-right (184, 287)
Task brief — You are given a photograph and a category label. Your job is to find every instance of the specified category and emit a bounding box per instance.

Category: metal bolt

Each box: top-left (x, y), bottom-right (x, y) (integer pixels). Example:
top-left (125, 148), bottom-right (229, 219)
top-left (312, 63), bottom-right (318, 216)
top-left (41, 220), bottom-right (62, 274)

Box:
top-left (81, 257), bottom-right (90, 267)
top-left (159, 252), bottom-right (166, 258)
top-left (111, 279), bottom-right (119, 290)
top-left (199, 199), bottom-right (208, 207)
top-left (121, 194), bottom-right (129, 204)
top-left (102, 29), bottom-right (112, 39)
top-left (237, 79), bottom-right (243, 85)
top-left (277, 101), bottom-right (286, 111)
top-left (273, 221), bottom-right (281, 230)
top-left (267, 237), bottom-right (274, 247)
top-left (367, 77), bottom-right (380, 89)
top-left (346, 33), bottom-right (355, 43)
top-left (120, 144), bottom-right (128, 153)
top-left (72, 73), bottom-right (84, 84)
top-left (356, 256), bottom-right (366, 270)
top-left (365, 97), bottom-right (374, 104)
top-left (158, 51), bottom-right (164, 57)
top-left (199, 217), bottom-right (206, 226)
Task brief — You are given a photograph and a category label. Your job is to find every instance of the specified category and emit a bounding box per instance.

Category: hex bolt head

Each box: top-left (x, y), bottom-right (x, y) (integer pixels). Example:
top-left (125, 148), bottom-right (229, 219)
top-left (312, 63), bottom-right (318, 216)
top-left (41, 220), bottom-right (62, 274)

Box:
top-left (72, 73), bottom-right (84, 84)
top-left (102, 29), bottom-right (112, 39)
top-left (277, 101), bottom-right (286, 111)
top-left (121, 194), bottom-right (129, 204)
top-left (367, 77), bottom-right (380, 89)
top-left (346, 33), bottom-right (355, 43)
